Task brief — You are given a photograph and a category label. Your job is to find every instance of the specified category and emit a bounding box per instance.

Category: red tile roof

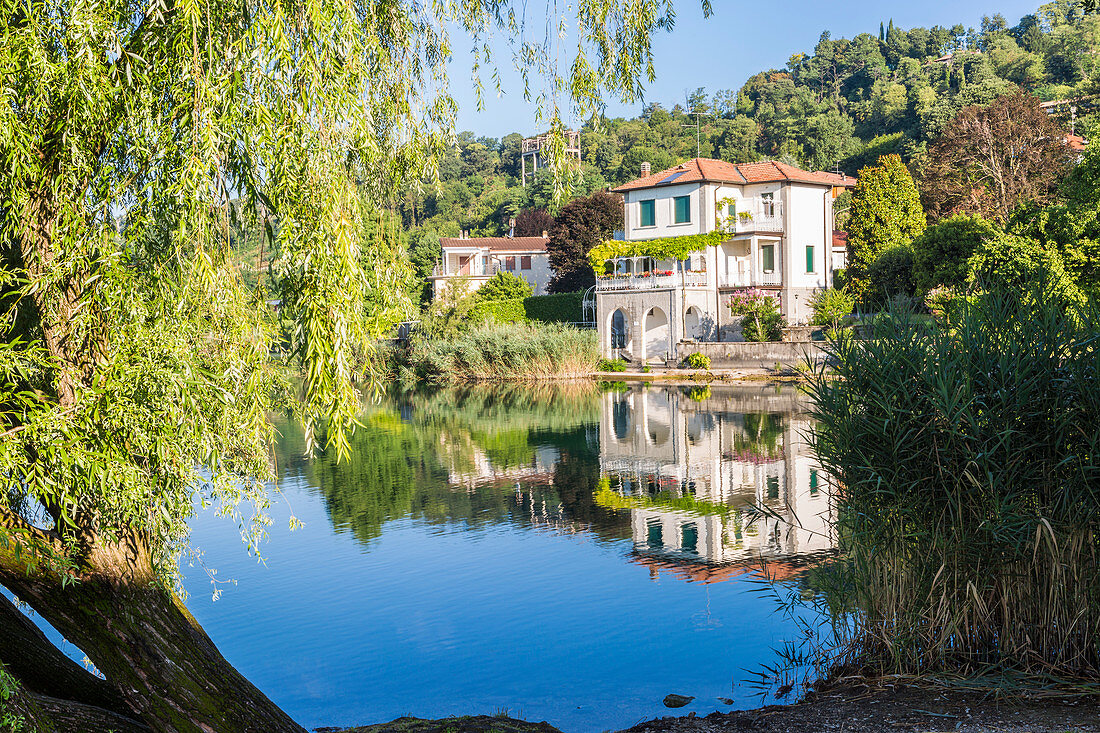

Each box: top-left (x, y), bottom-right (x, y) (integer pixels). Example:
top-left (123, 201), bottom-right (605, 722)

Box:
top-left (1066, 133), bottom-right (1088, 152)
top-left (612, 157), bottom-right (857, 193)
top-left (832, 230), bottom-right (848, 250)
top-left (439, 236), bottom-right (549, 252)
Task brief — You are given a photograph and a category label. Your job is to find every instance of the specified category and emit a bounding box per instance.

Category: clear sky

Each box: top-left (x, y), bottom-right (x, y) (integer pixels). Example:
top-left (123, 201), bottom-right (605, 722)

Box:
top-left (450, 0), bottom-right (1045, 139)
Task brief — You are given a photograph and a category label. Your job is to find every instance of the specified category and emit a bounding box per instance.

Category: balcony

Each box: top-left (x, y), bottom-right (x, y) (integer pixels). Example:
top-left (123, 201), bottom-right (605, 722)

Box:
top-left (724, 198), bottom-right (784, 233)
top-left (596, 270), bottom-right (708, 292)
top-left (432, 263), bottom-right (502, 278)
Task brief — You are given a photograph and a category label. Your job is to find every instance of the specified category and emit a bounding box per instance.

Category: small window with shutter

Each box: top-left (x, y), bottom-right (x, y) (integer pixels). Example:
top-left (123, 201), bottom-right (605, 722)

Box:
top-left (505, 256), bottom-right (516, 271)
top-left (521, 256), bottom-right (532, 270)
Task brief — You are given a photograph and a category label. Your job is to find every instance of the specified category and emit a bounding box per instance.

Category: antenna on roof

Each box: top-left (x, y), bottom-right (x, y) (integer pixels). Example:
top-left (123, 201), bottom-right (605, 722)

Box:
top-left (681, 108), bottom-right (711, 159)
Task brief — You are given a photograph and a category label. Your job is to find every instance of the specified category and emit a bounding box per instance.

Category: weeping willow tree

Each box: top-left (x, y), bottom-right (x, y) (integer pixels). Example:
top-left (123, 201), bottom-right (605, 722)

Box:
top-left (0, 0), bottom-right (707, 730)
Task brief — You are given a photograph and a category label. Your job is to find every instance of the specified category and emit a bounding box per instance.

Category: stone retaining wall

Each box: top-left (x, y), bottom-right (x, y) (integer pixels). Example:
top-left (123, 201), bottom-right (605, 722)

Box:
top-left (674, 340), bottom-right (827, 369)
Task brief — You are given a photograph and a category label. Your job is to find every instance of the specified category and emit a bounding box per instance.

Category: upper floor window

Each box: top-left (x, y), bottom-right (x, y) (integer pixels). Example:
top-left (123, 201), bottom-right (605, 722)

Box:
top-left (761, 191), bottom-right (775, 217)
top-left (505, 256), bottom-right (516, 271)
top-left (673, 195), bottom-right (691, 224)
top-left (805, 245), bottom-right (815, 273)
top-left (639, 199), bottom-right (656, 227)
top-left (521, 255), bottom-right (532, 270)
top-left (727, 202), bottom-right (737, 218)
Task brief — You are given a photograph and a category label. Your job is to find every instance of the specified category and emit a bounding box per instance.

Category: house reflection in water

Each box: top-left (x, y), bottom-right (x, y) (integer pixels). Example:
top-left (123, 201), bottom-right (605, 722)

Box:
top-left (598, 384), bottom-right (833, 583)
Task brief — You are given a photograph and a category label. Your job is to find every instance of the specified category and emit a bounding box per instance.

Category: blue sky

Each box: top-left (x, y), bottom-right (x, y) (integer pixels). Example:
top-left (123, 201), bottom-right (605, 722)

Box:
top-left (450, 0), bottom-right (1044, 138)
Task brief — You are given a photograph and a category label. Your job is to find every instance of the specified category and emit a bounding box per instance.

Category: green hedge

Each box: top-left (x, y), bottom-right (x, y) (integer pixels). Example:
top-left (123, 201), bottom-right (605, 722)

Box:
top-left (470, 292), bottom-right (586, 325)
top-left (471, 298), bottom-right (527, 323)
top-left (522, 291), bottom-right (584, 323)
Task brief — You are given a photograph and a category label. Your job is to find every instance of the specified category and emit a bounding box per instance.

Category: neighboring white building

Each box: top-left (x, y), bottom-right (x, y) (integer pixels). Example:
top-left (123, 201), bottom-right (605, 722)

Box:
top-left (596, 158), bottom-right (855, 362)
top-left (430, 234), bottom-right (553, 300)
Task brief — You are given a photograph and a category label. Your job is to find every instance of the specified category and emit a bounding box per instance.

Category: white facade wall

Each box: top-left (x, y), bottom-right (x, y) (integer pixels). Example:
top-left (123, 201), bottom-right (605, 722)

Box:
top-left (433, 248), bottom-right (552, 300)
top-left (598, 176), bottom-right (842, 357)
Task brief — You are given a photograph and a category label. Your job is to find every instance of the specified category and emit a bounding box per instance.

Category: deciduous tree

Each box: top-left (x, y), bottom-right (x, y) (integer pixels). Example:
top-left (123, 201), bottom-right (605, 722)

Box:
top-left (547, 191), bottom-right (624, 293)
top-left (920, 91), bottom-right (1073, 222)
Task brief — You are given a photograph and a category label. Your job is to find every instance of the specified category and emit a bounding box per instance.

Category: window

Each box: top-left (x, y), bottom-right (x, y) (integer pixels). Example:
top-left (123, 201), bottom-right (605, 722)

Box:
top-left (727, 202), bottom-right (737, 218)
top-left (647, 519), bottom-right (664, 549)
top-left (639, 199), bottom-right (656, 227)
top-left (505, 256), bottom-right (516, 271)
top-left (805, 245), bottom-right (815, 273)
top-left (481, 256), bottom-right (489, 273)
top-left (810, 469), bottom-right (820, 496)
top-left (762, 244), bottom-right (775, 272)
top-left (521, 255), bottom-right (532, 270)
top-left (766, 475), bottom-right (780, 500)
top-left (761, 192), bottom-right (775, 217)
top-left (681, 523), bottom-right (698, 554)
top-left (673, 195), bottom-right (691, 224)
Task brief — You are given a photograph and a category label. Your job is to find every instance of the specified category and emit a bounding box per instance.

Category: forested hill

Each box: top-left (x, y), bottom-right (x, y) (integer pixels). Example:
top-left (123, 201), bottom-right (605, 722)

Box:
top-left (393, 0), bottom-right (1099, 241)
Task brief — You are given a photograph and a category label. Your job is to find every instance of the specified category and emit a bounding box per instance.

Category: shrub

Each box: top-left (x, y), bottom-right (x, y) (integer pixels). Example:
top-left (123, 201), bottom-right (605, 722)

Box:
top-left (865, 242), bottom-right (916, 305)
top-left (681, 352), bottom-right (711, 370)
top-left (911, 214), bottom-right (1000, 293)
top-left (641, 364), bottom-right (651, 373)
top-left (470, 297), bottom-right (528, 324)
top-left (807, 280), bottom-right (1100, 680)
top-left (597, 357), bottom-right (627, 372)
top-left (523, 291), bottom-right (584, 323)
top-left (808, 288), bottom-right (854, 332)
top-left (728, 289), bottom-right (785, 342)
top-left (474, 271), bottom-right (534, 301)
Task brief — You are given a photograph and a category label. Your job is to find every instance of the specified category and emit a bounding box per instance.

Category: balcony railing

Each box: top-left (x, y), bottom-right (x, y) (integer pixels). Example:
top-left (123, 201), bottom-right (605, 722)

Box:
top-left (758, 270), bottom-right (782, 286)
top-left (596, 271), bottom-right (708, 291)
top-left (724, 199), bottom-right (784, 233)
top-left (432, 263), bottom-right (502, 278)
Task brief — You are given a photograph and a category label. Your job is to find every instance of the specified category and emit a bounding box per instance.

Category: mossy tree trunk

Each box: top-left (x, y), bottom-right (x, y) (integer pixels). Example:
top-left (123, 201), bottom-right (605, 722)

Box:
top-left (0, 529), bottom-right (306, 733)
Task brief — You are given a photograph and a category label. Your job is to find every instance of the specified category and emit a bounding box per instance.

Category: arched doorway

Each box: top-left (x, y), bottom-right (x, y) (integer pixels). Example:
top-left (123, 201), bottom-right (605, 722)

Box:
top-left (684, 306), bottom-right (701, 340)
top-left (609, 309), bottom-right (628, 351)
top-left (643, 306), bottom-right (670, 361)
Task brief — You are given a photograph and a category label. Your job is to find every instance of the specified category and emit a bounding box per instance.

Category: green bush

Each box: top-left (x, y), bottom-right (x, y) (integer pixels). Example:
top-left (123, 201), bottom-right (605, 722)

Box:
top-left (523, 291), bottom-right (584, 323)
top-left (911, 214), bottom-right (1000, 293)
top-left (470, 298), bottom-right (528, 324)
top-left (809, 288), bottom-right (855, 331)
top-left (865, 242), bottom-right (916, 305)
top-left (681, 352), bottom-right (711, 370)
top-left (475, 271), bottom-right (534, 301)
top-left (728, 289), bottom-right (785, 342)
top-left (597, 357), bottom-right (627, 372)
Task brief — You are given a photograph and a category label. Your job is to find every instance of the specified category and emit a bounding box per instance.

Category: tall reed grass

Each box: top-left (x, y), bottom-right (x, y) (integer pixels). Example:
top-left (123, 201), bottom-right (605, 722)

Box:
top-left (806, 284), bottom-right (1100, 681)
top-left (394, 321), bottom-right (600, 383)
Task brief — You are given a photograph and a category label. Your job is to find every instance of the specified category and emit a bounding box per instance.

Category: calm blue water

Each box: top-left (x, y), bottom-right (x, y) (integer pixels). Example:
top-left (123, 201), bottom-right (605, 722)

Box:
top-left (175, 383), bottom-right (833, 732)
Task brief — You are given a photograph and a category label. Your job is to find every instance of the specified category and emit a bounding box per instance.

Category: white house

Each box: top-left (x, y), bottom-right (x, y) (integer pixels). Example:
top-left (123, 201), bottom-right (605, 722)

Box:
top-left (596, 158), bottom-right (854, 362)
top-left (430, 233), bottom-right (553, 300)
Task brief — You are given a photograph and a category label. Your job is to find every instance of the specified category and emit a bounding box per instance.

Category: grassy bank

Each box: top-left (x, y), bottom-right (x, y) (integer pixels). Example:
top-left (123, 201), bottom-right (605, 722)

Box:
top-left (387, 321), bottom-right (599, 384)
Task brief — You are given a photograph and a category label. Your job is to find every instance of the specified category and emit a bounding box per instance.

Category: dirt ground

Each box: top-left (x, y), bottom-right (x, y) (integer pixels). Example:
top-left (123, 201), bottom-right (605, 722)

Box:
top-left (332, 683), bottom-right (1100, 733)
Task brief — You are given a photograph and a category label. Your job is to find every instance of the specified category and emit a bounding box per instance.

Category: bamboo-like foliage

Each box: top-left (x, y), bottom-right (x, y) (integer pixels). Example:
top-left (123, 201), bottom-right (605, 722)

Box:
top-left (807, 284), bottom-right (1100, 679)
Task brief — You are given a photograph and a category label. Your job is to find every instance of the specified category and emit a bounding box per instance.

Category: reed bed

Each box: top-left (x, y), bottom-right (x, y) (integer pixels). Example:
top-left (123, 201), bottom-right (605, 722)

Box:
top-left (805, 285), bottom-right (1100, 682)
top-left (395, 321), bottom-right (600, 383)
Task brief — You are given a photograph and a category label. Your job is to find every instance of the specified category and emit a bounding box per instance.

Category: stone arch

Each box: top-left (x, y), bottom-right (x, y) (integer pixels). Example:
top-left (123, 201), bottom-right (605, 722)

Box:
top-left (642, 306), bottom-right (670, 362)
top-left (608, 308), bottom-right (629, 351)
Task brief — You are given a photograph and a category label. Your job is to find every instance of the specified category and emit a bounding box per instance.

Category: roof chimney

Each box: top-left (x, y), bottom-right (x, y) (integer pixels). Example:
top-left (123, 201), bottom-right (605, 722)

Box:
top-left (541, 230), bottom-right (548, 238)
top-left (641, 161), bottom-right (651, 177)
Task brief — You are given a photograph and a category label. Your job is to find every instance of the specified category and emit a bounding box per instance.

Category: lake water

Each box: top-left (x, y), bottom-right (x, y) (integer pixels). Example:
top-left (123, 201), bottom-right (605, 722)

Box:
top-left (182, 382), bottom-right (834, 732)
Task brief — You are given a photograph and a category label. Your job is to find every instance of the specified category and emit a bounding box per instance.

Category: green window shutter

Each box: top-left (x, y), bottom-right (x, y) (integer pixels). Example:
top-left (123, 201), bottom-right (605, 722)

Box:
top-left (640, 199), bottom-right (655, 227)
top-left (805, 245), bottom-right (815, 273)
top-left (681, 523), bottom-right (698, 553)
top-left (762, 244), bottom-right (775, 272)
top-left (674, 195), bottom-right (690, 223)
top-left (727, 202), bottom-right (736, 218)
top-left (809, 469), bottom-right (819, 496)
top-left (766, 475), bottom-right (780, 500)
